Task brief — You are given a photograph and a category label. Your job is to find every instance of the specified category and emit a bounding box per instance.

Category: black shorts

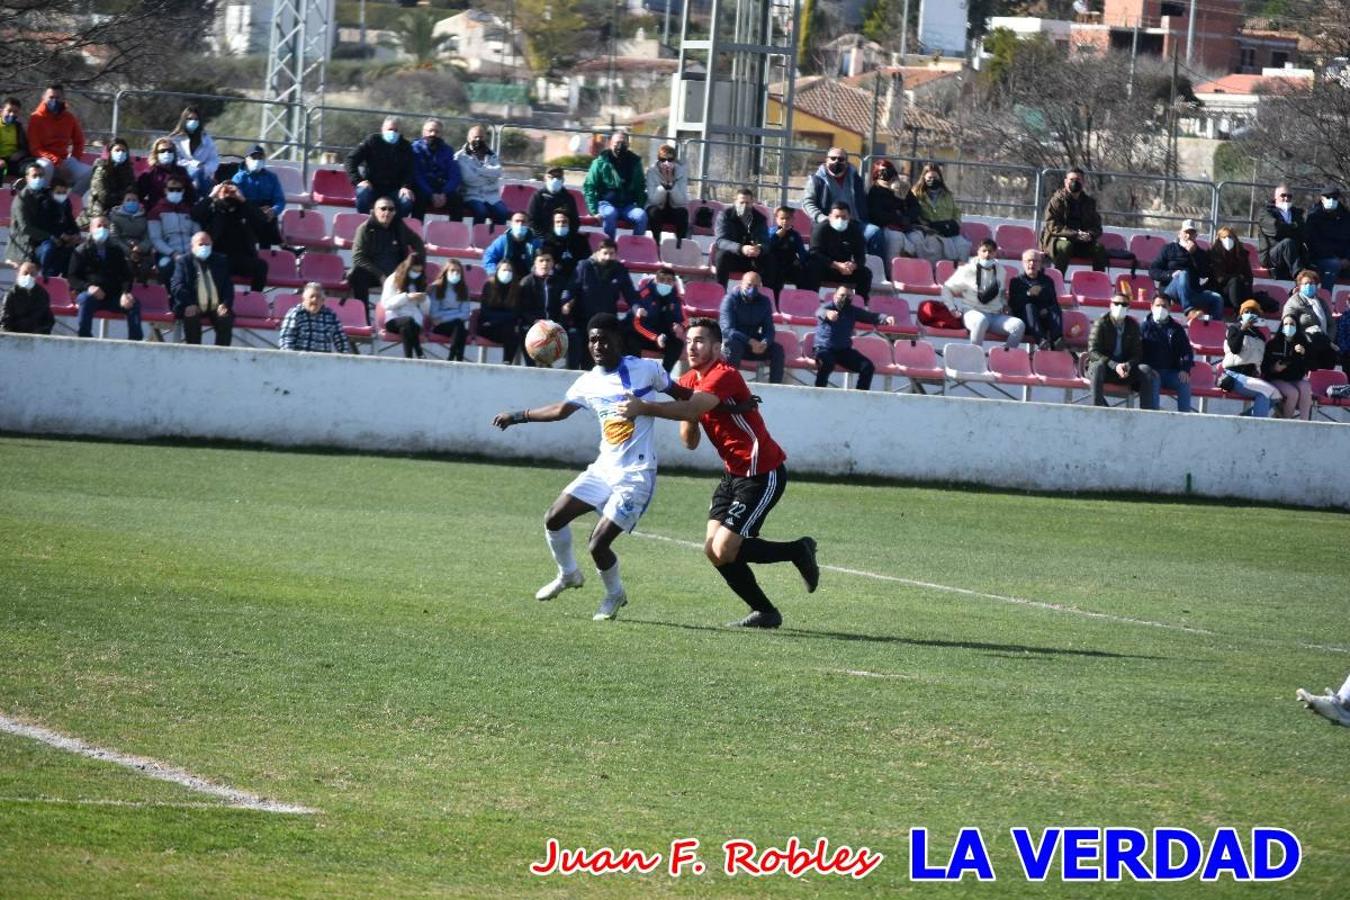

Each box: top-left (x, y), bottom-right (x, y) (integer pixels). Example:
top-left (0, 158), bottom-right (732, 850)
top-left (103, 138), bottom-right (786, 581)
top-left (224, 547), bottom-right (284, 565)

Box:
top-left (709, 465), bottom-right (787, 538)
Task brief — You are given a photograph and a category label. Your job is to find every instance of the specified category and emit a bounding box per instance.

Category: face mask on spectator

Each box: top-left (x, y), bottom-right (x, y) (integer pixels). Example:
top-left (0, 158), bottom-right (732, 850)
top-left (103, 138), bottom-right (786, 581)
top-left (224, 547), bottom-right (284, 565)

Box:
top-left (1067, 180), bottom-right (1083, 194)
top-left (157, 150), bottom-right (174, 165)
top-left (1300, 282), bottom-right (1318, 298)
top-left (246, 157), bottom-right (265, 172)
top-left (185, 119), bottom-right (199, 133)
top-left (546, 177), bottom-right (563, 194)
top-left (655, 281), bottom-right (673, 297)
top-left (16, 273), bottom-right (35, 290)
top-left (410, 268), bottom-right (423, 280)
top-left (734, 202), bottom-right (748, 216)
top-left (166, 190), bottom-right (184, 204)
top-left (447, 271), bottom-right (462, 285)
top-left (977, 257), bottom-right (996, 269)
top-left (52, 191), bottom-right (68, 204)
top-left (1282, 323), bottom-right (1297, 337)
top-left (110, 149), bottom-right (127, 164)
top-left (510, 223), bottom-right (528, 239)
top-left (827, 158), bottom-right (846, 176)
top-left (1275, 199), bottom-right (1292, 211)
top-left (1151, 306), bottom-right (1169, 323)
top-left (1109, 304), bottom-right (1127, 322)
top-left (470, 138), bottom-right (486, 153)
top-left (829, 216), bottom-right (848, 232)
top-left (46, 99), bottom-right (63, 114)
top-left (614, 141), bottom-right (629, 154)
top-left (193, 245), bottom-right (212, 260)
top-left (92, 226), bottom-right (109, 243)
top-left (122, 199), bottom-right (140, 215)
top-left (1323, 197), bottom-right (1339, 210)
top-left (383, 129), bottom-right (399, 144)
top-left (496, 267), bottom-right (513, 284)
top-left (742, 286), bottom-right (759, 300)
top-left (878, 168), bottom-right (894, 181)
top-left (26, 175), bottom-right (45, 191)
top-left (1241, 312), bottom-right (1258, 326)
top-left (1221, 236), bottom-right (1235, 251)
top-left (554, 224), bottom-right (569, 237)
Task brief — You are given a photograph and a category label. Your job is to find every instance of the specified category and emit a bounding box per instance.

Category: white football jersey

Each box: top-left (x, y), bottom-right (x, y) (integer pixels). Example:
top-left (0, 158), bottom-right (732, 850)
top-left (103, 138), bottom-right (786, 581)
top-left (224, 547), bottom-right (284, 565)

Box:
top-left (564, 356), bottom-right (671, 477)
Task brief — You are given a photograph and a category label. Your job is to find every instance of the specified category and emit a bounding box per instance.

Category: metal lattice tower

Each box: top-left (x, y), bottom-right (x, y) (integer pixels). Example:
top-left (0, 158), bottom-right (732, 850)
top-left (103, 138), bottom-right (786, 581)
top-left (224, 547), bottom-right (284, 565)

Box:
top-left (262, 0), bottom-right (334, 161)
top-left (675, 0), bottom-right (800, 203)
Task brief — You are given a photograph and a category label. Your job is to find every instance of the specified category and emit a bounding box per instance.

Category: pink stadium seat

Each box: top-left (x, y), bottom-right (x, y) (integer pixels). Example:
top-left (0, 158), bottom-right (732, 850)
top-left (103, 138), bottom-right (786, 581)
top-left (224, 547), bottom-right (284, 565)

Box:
top-left (42, 276), bottom-right (75, 316)
top-left (330, 212), bottom-right (365, 249)
top-left (790, 207), bottom-right (813, 235)
top-left (869, 295), bottom-right (918, 336)
top-left (1188, 361), bottom-right (1226, 404)
top-left (566, 188), bottom-right (598, 226)
top-left (994, 224), bottom-right (1037, 260)
top-left (463, 264), bottom-right (487, 298)
top-left (470, 223), bottom-right (497, 250)
top-left (501, 183), bottom-right (535, 215)
top-left (617, 235), bottom-right (661, 273)
top-left (271, 165), bottom-right (309, 205)
top-left (795, 332), bottom-right (817, 370)
top-left (1246, 244), bottom-right (1270, 279)
top-left (128, 283), bottom-right (173, 324)
top-left (1099, 231), bottom-right (1127, 253)
top-left (270, 293), bottom-right (302, 323)
top-left (1128, 234), bottom-right (1167, 264)
top-left (989, 347), bottom-right (1039, 399)
top-left (853, 334), bottom-right (897, 376)
top-left (280, 209), bottom-right (330, 249)
top-left (298, 252), bottom-right (347, 292)
top-left (260, 249), bottom-right (304, 289)
top-left (934, 259), bottom-right (957, 284)
top-left (1310, 369), bottom-right (1349, 407)
top-left (890, 257), bottom-right (939, 294)
top-left (658, 237), bottom-right (707, 275)
top-left (1332, 288), bottom-right (1350, 315)
top-left (586, 231), bottom-right (607, 253)
top-left (424, 220), bottom-right (477, 258)
top-left (1113, 273), bottom-right (1154, 308)
top-left (891, 338), bottom-right (945, 386)
top-left (230, 291), bottom-right (273, 330)
top-left (402, 217), bottom-right (424, 240)
top-left (687, 199), bottom-right (725, 236)
top-left (960, 221), bottom-right (992, 245)
top-left (775, 331), bottom-right (807, 372)
top-left (1032, 349), bottom-right (1085, 389)
top-left (310, 168), bottom-right (355, 207)
top-left (775, 288), bottom-right (820, 325)
top-left (0, 189), bottom-right (13, 227)
top-left (1071, 270), bottom-right (1113, 306)
top-left (683, 281), bottom-right (723, 317)
top-left (1188, 317), bottom-right (1227, 356)
top-left (1061, 309), bottom-right (1092, 351)
top-left (332, 297), bottom-right (373, 340)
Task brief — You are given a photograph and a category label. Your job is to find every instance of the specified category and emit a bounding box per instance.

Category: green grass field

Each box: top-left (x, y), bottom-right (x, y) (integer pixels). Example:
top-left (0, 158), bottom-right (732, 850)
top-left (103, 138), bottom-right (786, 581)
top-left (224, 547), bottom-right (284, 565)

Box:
top-left (1, 434), bottom-right (1347, 897)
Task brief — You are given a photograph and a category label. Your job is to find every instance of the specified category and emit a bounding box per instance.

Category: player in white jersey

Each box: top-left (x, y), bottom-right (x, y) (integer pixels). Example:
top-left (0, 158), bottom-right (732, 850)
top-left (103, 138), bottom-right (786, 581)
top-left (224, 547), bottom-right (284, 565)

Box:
top-left (493, 313), bottom-right (692, 620)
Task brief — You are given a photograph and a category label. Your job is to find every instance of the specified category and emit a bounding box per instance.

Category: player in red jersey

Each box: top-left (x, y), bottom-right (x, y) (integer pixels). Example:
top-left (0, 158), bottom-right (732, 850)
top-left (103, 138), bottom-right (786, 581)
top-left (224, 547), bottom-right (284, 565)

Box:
top-left (618, 317), bottom-right (818, 628)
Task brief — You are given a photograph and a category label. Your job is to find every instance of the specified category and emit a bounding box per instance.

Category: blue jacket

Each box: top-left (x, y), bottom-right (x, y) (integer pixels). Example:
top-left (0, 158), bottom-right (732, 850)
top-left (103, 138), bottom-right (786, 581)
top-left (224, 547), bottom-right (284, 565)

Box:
top-left (631, 279), bottom-right (685, 339)
top-left (767, 225), bottom-right (808, 267)
top-left (801, 162), bottom-right (869, 224)
top-left (481, 231), bottom-right (540, 276)
top-left (718, 286), bottom-right (775, 345)
top-left (1140, 315), bottom-right (1194, 372)
top-left (231, 167), bottom-right (285, 216)
top-left (814, 299), bottom-right (883, 351)
top-left (411, 137), bottom-right (461, 197)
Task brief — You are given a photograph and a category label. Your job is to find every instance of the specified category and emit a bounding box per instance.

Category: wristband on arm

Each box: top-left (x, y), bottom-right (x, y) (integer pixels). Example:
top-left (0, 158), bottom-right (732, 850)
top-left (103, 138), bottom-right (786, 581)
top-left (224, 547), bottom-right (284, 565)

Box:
top-left (511, 410), bottom-right (530, 424)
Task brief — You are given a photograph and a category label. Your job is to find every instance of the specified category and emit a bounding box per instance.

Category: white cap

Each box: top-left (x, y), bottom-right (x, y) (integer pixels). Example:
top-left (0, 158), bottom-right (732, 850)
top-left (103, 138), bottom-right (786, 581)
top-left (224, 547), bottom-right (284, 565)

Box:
top-left (1180, 219), bottom-right (1199, 233)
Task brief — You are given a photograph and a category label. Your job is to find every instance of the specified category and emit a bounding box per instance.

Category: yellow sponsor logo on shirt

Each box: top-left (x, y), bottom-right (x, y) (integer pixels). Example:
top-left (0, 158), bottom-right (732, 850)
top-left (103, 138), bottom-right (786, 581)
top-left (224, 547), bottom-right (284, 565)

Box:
top-left (602, 416), bottom-right (635, 446)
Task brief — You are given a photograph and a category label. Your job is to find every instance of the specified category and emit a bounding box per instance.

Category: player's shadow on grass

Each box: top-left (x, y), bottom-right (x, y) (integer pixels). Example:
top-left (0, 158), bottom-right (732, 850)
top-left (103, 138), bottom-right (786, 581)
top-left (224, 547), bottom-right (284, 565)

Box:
top-left (621, 618), bottom-right (1163, 660)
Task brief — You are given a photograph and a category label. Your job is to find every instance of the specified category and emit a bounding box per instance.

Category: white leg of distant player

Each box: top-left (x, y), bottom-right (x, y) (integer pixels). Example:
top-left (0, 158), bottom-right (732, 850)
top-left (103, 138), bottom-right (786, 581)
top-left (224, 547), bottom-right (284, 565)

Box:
top-left (593, 562), bottom-right (628, 620)
top-left (1338, 674), bottom-right (1350, 705)
top-left (535, 528), bottom-right (584, 601)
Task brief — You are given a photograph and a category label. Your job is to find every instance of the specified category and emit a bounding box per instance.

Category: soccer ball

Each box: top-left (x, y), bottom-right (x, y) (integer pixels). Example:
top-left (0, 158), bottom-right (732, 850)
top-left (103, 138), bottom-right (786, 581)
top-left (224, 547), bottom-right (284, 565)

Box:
top-left (525, 319), bottom-right (568, 367)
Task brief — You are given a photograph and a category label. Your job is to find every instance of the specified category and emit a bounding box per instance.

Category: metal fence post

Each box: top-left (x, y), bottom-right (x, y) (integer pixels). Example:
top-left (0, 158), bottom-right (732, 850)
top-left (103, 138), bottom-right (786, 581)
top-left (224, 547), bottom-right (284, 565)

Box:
top-left (110, 89), bottom-right (126, 143)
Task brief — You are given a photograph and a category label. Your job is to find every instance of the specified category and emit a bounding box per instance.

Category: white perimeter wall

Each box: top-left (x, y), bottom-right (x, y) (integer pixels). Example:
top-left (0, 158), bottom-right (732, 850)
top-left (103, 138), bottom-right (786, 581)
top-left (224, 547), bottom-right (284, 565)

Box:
top-left (2, 334), bottom-right (1348, 511)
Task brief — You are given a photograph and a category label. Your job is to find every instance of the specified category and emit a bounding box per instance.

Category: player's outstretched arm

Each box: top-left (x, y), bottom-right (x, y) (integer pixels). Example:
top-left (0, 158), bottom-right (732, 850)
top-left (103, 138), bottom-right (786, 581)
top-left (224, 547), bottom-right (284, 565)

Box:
top-left (679, 419), bottom-right (700, 450)
top-left (617, 391), bottom-right (720, 422)
top-left (492, 402), bottom-right (581, 430)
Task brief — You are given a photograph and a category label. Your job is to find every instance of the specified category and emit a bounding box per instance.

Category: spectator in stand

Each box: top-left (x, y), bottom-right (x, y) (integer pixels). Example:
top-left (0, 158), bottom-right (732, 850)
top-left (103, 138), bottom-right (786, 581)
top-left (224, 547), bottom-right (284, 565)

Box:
top-left (1305, 185), bottom-right (1350, 290)
top-left (1008, 248), bottom-right (1065, 351)
top-left (169, 231), bottom-right (234, 347)
top-left (84, 138), bottom-right (136, 225)
top-left (762, 205), bottom-right (812, 298)
top-left (27, 84), bottom-right (91, 194)
top-left (231, 145), bottom-right (285, 249)
top-left (346, 196), bottom-right (425, 322)
top-left (1337, 294), bottom-right (1350, 373)
top-left (868, 158), bottom-right (926, 262)
top-left (802, 147), bottom-right (882, 258)
top-left (1257, 183), bottom-right (1307, 281)
top-left (1206, 225), bottom-right (1255, 317)
top-left (1262, 313), bottom-right (1313, 420)
top-left (518, 252), bottom-right (569, 352)
top-left (941, 238), bottom-right (1026, 349)
top-left (645, 143), bottom-right (689, 246)
top-left (70, 215), bottom-right (141, 341)
top-left (167, 105), bottom-right (219, 196)
top-left (147, 175), bottom-right (195, 284)
top-left (813, 284), bottom-right (894, 391)
top-left (540, 208), bottom-right (590, 284)
top-left (718, 271), bottom-right (783, 383)
top-left (279, 282), bottom-right (351, 353)
top-left (0, 262), bottom-right (54, 334)
top-left (1040, 167), bottom-right (1107, 273)
top-left (909, 162), bottom-right (971, 262)
top-left (1150, 219), bottom-right (1224, 321)
top-left (427, 259), bottom-right (474, 362)
top-left (808, 201), bottom-right (872, 301)
top-left (347, 116), bottom-right (416, 217)
top-left (1219, 300), bottom-right (1281, 416)
top-left (6, 163), bottom-right (77, 275)
top-left (1140, 294), bottom-right (1194, 412)
top-left (456, 124), bottom-right (508, 225)
top-left (138, 137), bottom-right (194, 210)
top-left (476, 260), bottom-right (526, 363)
top-left (381, 252), bottom-right (431, 359)
top-left (712, 187), bottom-right (769, 286)
top-left (481, 210), bottom-right (540, 278)
top-left (1087, 292), bottom-right (1158, 409)
top-left (629, 266), bottom-right (686, 372)
top-left (109, 186), bottom-right (152, 282)
top-left (1283, 268), bottom-right (1337, 369)
top-left (583, 130), bottom-right (648, 239)
top-left (562, 238), bottom-right (639, 368)
top-left (191, 181), bottom-right (269, 292)
top-left (0, 96), bottom-right (28, 182)
top-left (527, 166), bottom-right (579, 233)
top-left (410, 118), bottom-right (461, 220)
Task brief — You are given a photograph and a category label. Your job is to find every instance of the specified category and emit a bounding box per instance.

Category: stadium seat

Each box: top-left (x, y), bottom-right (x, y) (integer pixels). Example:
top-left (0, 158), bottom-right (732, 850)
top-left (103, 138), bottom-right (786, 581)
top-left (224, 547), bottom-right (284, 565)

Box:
top-left (789, 207), bottom-right (813, 235)
top-left (42, 276), bottom-right (76, 316)
top-left (960, 221), bottom-right (992, 245)
top-left (1310, 369), bottom-right (1349, 409)
top-left (942, 342), bottom-right (995, 391)
top-left (230, 291), bottom-right (273, 331)
top-left (1061, 309), bottom-right (1092, 351)
top-left (988, 346), bottom-right (1039, 400)
top-left (0, 188), bottom-right (13, 227)
top-left (1099, 230), bottom-right (1128, 253)
top-left (852, 334), bottom-right (899, 389)
top-left (333, 297), bottom-right (374, 343)
top-left (687, 199), bottom-right (725, 236)
top-left (1070, 270), bottom-right (1113, 306)
top-left (272, 165), bottom-right (309, 206)
top-left (869, 295), bottom-right (918, 337)
top-left (617, 235), bottom-right (661, 273)
top-left (310, 168), bottom-right (355, 207)
top-left (891, 338), bottom-right (945, 391)
top-left (1113, 273), bottom-right (1155, 308)
top-left (775, 331), bottom-right (808, 376)
top-left (501, 183), bottom-right (535, 215)
top-left (1032, 349), bottom-right (1087, 390)
top-left (658, 236), bottom-right (707, 275)
top-left (271, 293), bottom-right (302, 324)
top-left (470, 222), bottom-right (499, 251)
top-left (261, 249), bottom-right (305, 289)
top-left (683, 281), bottom-right (723, 317)
top-left (424, 220), bottom-right (477, 258)
top-left (1332, 288), bottom-right (1350, 315)
top-left (1188, 317), bottom-right (1227, 357)
top-left (586, 231), bottom-right (607, 253)
top-left (402, 217), bottom-right (424, 240)
top-left (330, 212), bottom-right (365, 249)
top-left (463, 264), bottom-right (487, 298)
top-left (298, 252), bottom-right (347, 293)
top-left (1128, 234), bottom-right (1167, 264)
top-left (280, 209), bottom-right (330, 249)
top-left (796, 332), bottom-right (817, 371)
top-left (1246, 244), bottom-right (1270, 279)
top-left (890, 257), bottom-right (939, 295)
top-left (994, 224), bottom-right (1037, 260)
top-left (775, 288), bottom-right (820, 326)
top-left (934, 259), bottom-right (956, 285)
top-left (1187, 361), bottom-right (1227, 412)
top-left (565, 188), bottom-right (598, 226)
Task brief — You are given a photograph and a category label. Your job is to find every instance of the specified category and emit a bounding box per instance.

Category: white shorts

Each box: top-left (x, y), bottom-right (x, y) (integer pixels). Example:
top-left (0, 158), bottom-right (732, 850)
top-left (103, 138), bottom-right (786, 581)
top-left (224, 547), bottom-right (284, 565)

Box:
top-left (563, 464), bottom-right (655, 533)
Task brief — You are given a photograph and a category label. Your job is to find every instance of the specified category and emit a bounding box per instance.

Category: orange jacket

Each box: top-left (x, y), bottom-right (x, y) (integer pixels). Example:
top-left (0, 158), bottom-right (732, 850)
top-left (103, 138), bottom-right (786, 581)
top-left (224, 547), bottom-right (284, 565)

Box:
top-left (27, 102), bottom-right (85, 164)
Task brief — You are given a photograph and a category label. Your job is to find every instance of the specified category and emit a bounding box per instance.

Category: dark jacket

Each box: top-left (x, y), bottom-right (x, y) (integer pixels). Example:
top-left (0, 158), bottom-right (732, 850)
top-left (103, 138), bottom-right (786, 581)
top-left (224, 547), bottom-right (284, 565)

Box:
top-left (0, 282), bottom-right (54, 333)
top-left (346, 132), bottom-right (416, 195)
top-left (1256, 204), bottom-right (1306, 265)
top-left (630, 280), bottom-right (684, 340)
top-left (867, 183), bottom-right (919, 230)
top-left (136, 164), bottom-right (195, 210)
top-left (410, 137), bottom-right (460, 198)
top-left (718, 285), bottom-right (775, 346)
top-left (714, 206), bottom-right (769, 256)
top-left (517, 272), bottom-right (568, 326)
top-left (540, 231), bottom-right (592, 283)
top-left (801, 162), bottom-right (868, 224)
top-left (477, 279), bottom-right (523, 328)
top-left (1261, 330), bottom-right (1311, 382)
top-left (527, 187), bottom-right (580, 232)
top-left (814, 298), bottom-right (883, 351)
top-left (168, 251), bottom-right (234, 316)
top-left (1008, 272), bottom-right (1059, 313)
top-left (349, 216), bottom-right (424, 279)
top-left (1149, 240), bottom-right (1211, 287)
top-left (1304, 204), bottom-right (1350, 260)
top-left (1207, 241), bottom-right (1252, 288)
top-left (67, 239), bottom-right (132, 298)
top-left (191, 196), bottom-right (267, 262)
top-left (85, 156), bottom-right (137, 223)
top-left (571, 258), bottom-right (639, 323)
top-left (1140, 316), bottom-right (1194, 372)
top-left (1039, 188), bottom-right (1103, 250)
top-left (766, 225), bottom-right (809, 269)
top-left (809, 218), bottom-right (867, 269)
top-left (6, 186), bottom-right (72, 265)
top-left (1088, 315), bottom-right (1142, 366)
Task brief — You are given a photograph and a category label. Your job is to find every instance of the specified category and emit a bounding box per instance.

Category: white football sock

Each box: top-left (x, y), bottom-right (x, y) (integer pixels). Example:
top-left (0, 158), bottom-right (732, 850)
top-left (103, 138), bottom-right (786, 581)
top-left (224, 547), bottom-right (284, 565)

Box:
top-left (1337, 674), bottom-right (1350, 705)
top-left (598, 561), bottom-right (623, 597)
top-left (546, 527), bottom-right (577, 575)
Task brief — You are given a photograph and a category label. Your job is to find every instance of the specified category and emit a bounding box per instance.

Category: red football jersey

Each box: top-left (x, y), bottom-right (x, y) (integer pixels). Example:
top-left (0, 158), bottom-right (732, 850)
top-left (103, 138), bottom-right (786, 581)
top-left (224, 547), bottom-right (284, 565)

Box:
top-left (678, 361), bottom-right (786, 477)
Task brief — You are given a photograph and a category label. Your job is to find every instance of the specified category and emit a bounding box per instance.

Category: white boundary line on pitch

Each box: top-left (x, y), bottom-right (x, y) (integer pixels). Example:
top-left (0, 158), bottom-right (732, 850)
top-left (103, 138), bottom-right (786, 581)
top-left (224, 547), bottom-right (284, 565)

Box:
top-left (0, 714), bottom-right (318, 815)
top-left (635, 531), bottom-right (1350, 654)
top-left (0, 795), bottom-right (255, 811)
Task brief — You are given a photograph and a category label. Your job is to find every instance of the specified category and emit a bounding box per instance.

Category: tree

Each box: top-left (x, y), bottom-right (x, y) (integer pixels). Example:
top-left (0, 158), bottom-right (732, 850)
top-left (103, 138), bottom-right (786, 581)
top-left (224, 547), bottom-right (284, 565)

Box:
top-left (798, 0), bottom-right (819, 73)
top-left (383, 12), bottom-right (453, 68)
top-left (516, 0), bottom-right (591, 76)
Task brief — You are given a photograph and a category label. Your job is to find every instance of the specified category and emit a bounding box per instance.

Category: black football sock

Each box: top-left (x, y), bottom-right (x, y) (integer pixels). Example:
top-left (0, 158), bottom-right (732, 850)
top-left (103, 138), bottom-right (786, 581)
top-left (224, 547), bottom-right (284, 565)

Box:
top-left (738, 537), bottom-right (803, 565)
top-left (716, 560), bottom-right (777, 613)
